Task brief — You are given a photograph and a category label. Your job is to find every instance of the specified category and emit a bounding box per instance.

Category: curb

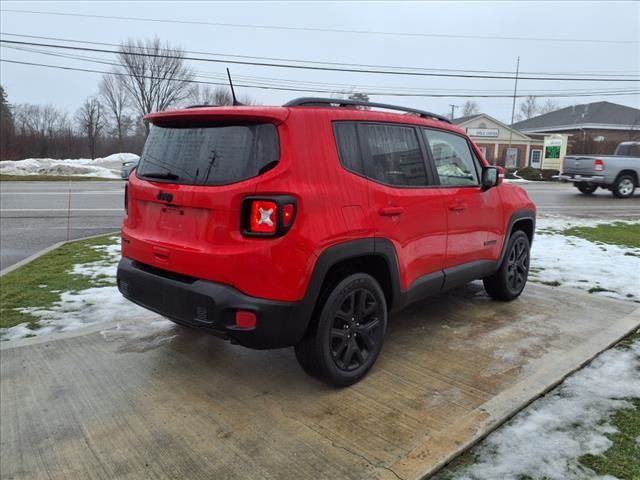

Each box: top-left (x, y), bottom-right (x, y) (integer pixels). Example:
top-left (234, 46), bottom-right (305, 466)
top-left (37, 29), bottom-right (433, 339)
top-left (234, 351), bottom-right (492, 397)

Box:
top-left (0, 231), bottom-right (119, 277)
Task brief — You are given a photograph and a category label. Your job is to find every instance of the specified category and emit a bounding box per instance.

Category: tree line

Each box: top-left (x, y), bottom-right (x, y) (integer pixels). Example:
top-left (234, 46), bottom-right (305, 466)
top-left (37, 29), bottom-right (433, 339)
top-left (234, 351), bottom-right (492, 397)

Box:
top-left (0, 37), bottom-right (252, 161)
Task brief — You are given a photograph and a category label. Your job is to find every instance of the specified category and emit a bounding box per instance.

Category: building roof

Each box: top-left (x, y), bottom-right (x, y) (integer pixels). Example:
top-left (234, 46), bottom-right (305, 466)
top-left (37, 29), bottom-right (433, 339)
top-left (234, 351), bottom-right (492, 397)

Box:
top-left (452, 114), bottom-right (482, 125)
top-left (453, 113), bottom-right (532, 141)
top-left (511, 101), bottom-right (640, 133)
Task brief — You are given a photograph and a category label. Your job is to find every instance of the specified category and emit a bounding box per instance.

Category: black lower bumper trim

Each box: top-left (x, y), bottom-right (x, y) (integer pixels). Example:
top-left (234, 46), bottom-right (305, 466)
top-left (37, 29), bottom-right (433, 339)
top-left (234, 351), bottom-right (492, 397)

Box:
top-left (117, 258), bottom-right (308, 349)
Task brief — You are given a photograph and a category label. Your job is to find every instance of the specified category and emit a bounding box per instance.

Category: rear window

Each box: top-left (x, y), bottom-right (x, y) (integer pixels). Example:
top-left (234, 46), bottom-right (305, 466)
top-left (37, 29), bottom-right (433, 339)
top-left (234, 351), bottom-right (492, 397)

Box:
top-left (137, 122), bottom-right (279, 185)
top-left (614, 143), bottom-right (640, 157)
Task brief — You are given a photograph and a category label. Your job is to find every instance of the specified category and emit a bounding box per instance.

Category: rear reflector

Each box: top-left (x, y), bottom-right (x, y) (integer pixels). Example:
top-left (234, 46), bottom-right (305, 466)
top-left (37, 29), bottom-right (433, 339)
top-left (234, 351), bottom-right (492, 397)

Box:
top-left (235, 310), bottom-right (256, 329)
top-left (282, 203), bottom-right (295, 227)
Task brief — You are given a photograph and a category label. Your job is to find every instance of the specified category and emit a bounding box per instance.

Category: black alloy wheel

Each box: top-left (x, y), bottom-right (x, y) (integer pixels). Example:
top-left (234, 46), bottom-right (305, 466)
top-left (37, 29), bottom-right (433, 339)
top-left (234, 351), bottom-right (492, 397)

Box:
top-left (330, 288), bottom-right (383, 372)
top-left (294, 273), bottom-right (387, 386)
top-left (483, 230), bottom-right (531, 301)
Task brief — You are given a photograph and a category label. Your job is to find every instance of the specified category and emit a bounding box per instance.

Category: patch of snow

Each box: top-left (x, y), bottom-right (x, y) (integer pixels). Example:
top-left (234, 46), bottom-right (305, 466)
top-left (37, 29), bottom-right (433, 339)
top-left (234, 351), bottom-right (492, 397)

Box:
top-left (0, 237), bottom-right (155, 341)
top-left (0, 153), bottom-right (138, 178)
top-left (532, 218), bottom-right (640, 301)
top-left (441, 338), bottom-right (640, 480)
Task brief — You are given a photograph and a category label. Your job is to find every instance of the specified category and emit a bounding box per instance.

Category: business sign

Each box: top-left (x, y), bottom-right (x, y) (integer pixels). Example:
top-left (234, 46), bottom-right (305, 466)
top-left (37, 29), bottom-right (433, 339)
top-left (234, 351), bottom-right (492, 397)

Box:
top-left (466, 127), bottom-right (499, 138)
top-left (542, 135), bottom-right (567, 170)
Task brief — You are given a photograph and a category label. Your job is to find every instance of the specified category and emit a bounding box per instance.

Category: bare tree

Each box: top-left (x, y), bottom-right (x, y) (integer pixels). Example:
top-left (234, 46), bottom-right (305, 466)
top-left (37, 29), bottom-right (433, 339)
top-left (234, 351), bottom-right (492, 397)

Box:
top-left (115, 37), bottom-right (194, 134)
top-left (461, 100), bottom-right (480, 116)
top-left (99, 74), bottom-right (130, 152)
top-left (517, 96), bottom-right (539, 121)
top-left (185, 85), bottom-right (232, 106)
top-left (76, 97), bottom-right (107, 159)
top-left (185, 84), bottom-right (256, 106)
top-left (539, 99), bottom-right (560, 115)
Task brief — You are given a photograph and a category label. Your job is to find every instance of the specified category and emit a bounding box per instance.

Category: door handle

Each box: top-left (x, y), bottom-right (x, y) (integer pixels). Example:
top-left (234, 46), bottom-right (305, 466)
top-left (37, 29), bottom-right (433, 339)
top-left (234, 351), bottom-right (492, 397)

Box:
top-left (379, 206), bottom-right (405, 217)
top-left (448, 202), bottom-right (467, 212)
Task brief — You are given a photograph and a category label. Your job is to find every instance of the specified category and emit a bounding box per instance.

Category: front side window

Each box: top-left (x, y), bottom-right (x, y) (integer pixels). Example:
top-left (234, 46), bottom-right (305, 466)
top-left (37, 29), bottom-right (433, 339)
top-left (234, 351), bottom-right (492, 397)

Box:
top-left (423, 129), bottom-right (480, 186)
top-left (137, 122), bottom-right (279, 186)
top-left (360, 124), bottom-right (428, 186)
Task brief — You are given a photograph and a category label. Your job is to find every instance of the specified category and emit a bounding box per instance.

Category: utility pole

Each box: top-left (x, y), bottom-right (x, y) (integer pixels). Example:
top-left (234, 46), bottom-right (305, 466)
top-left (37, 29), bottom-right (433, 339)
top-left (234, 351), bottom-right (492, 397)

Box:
top-left (507, 56), bottom-right (520, 166)
top-left (449, 104), bottom-right (458, 120)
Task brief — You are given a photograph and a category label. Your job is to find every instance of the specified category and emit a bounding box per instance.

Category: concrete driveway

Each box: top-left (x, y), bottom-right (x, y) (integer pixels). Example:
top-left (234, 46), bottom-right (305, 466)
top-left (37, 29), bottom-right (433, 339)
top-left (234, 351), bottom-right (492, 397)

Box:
top-left (2, 283), bottom-right (638, 480)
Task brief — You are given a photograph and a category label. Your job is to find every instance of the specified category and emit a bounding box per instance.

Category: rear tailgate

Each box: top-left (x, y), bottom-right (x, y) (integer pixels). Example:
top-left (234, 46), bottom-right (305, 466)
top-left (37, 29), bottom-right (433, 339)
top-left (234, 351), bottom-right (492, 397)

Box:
top-left (122, 108), bottom-right (286, 283)
top-left (562, 155), bottom-right (598, 175)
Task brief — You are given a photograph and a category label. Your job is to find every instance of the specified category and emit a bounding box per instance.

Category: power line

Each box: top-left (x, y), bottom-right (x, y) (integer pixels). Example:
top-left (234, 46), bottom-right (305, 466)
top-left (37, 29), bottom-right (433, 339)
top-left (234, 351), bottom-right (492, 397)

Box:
top-left (1, 8), bottom-right (636, 45)
top-left (2, 39), bottom-right (639, 83)
top-left (4, 43), bottom-right (636, 97)
top-left (3, 58), bottom-right (639, 99)
top-left (2, 32), bottom-right (638, 78)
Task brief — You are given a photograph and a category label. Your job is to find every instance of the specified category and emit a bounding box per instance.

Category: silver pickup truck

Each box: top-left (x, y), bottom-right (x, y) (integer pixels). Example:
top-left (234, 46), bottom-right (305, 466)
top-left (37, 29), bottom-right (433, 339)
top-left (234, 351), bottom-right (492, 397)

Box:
top-left (559, 141), bottom-right (640, 198)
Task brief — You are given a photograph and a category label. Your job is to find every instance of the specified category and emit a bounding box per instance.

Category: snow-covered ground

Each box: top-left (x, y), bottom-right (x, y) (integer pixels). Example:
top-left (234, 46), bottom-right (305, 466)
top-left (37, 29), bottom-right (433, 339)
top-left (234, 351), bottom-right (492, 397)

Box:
top-left (531, 216), bottom-right (640, 301)
top-left (438, 336), bottom-right (640, 480)
top-left (0, 237), bottom-right (165, 341)
top-left (0, 153), bottom-right (139, 178)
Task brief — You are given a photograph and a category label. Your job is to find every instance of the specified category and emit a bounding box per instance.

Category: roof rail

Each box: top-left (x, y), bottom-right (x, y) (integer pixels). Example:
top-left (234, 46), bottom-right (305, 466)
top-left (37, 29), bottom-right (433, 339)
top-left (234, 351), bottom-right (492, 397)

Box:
top-left (284, 97), bottom-right (452, 124)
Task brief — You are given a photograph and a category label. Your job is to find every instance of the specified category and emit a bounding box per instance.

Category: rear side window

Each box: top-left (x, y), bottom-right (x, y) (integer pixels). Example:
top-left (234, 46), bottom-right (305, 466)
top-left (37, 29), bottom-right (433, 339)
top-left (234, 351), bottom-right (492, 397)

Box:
top-left (361, 124), bottom-right (428, 186)
top-left (422, 129), bottom-right (480, 186)
top-left (333, 122), bottom-right (363, 173)
top-left (137, 123), bottom-right (279, 185)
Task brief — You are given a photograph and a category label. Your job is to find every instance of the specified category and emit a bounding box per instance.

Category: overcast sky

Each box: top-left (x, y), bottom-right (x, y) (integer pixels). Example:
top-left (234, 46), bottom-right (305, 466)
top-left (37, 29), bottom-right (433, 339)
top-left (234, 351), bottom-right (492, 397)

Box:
top-left (1, 1), bottom-right (638, 123)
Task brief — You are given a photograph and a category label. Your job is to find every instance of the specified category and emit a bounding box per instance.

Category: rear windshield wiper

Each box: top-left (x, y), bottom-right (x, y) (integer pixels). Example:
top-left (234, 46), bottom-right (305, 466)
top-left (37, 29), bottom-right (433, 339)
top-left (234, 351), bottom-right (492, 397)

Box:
top-left (141, 172), bottom-right (180, 180)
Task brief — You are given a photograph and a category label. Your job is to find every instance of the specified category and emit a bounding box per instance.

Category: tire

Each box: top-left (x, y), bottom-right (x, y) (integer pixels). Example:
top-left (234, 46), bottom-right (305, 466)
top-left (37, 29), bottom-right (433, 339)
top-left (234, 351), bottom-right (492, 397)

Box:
top-left (483, 230), bottom-right (530, 301)
top-left (294, 273), bottom-right (387, 387)
top-left (576, 183), bottom-right (597, 195)
top-left (612, 174), bottom-right (636, 199)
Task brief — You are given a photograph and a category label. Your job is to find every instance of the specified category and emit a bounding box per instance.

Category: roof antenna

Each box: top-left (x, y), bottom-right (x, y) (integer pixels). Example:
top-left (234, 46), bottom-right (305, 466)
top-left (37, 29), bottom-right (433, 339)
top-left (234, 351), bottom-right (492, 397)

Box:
top-left (226, 68), bottom-right (243, 106)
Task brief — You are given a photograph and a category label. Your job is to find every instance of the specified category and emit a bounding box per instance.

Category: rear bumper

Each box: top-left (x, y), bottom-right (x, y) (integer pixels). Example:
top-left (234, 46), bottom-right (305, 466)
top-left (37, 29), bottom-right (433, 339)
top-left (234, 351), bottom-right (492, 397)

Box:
top-left (559, 174), bottom-right (607, 184)
top-left (117, 257), bottom-right (309, 349)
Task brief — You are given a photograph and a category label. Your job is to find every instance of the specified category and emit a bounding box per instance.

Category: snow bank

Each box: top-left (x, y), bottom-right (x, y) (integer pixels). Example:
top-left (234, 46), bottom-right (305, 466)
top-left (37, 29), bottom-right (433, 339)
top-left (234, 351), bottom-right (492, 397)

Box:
top-left (439, 337), bottom-right (640, 480)
top-left (532, 217), bottom-right (640, 301)
top-left (0, 153), bottom-right (139, 178)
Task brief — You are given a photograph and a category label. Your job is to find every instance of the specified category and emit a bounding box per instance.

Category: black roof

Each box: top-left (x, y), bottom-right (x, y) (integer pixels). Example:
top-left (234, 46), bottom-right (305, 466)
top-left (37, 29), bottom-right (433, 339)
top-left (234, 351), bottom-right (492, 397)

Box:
top-left (512, 101), bottom-right (640, 132)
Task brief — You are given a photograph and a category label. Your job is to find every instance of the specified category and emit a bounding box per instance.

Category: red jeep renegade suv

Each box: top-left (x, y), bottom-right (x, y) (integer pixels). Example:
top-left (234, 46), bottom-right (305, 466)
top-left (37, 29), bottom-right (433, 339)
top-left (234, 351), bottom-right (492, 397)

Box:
top-left (118, 98), bottom-right (536, 386)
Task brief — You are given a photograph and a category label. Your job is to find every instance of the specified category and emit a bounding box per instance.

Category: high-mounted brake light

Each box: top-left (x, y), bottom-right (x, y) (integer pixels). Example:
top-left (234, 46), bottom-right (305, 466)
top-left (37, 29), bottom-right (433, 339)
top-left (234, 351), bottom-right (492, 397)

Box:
top-left (594, 159), bottom-right (604, 171)
top-left (242, 196), bottom-right (297, 237)
top-left (124, 183), bottom-right (128, 215)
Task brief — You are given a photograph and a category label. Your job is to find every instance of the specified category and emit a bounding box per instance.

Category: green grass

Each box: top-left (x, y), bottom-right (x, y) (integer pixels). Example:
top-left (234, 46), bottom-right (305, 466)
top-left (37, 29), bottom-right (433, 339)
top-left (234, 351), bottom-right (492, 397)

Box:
top-left (579, 400), bottom-right (640, 479)
top-left (0, 174), bottom-right (121, 181)
top-left (563, 222), bottom-right (640, 249)
top-left (0, 235), bottom-right (117, 331)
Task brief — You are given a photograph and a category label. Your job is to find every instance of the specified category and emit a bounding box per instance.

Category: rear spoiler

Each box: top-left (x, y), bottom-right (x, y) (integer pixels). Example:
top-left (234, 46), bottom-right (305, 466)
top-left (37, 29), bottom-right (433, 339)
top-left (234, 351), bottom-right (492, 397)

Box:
top-left (145, 107), bottom-right (290, 126)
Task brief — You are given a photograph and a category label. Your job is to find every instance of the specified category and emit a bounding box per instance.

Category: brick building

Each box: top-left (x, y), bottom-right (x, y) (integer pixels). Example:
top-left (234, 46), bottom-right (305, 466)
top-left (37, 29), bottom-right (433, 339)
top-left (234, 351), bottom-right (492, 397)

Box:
top-left (511, 101), bottom-right (640, 155)
top-left (453, 114), bottom-right (544, 168)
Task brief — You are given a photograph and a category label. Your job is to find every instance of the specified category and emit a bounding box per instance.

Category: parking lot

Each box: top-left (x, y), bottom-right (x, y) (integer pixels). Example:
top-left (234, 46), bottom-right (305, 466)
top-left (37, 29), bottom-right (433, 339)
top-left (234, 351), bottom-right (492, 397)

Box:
top-left (2, 282), bottom-right (638, 480)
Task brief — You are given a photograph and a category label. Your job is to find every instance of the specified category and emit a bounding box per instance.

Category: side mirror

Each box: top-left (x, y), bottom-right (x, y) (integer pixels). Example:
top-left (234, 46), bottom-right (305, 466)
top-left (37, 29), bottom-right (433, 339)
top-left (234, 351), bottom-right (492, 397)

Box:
top-left (481, 166), bottom-right (500, 190)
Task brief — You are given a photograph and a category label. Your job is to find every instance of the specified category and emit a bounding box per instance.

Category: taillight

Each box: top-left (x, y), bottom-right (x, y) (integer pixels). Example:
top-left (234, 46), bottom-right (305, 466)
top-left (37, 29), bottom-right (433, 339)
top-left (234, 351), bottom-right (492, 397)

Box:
top-left (250, 200), bottom-right (277, 234)
top-left (594, 159), bottom-right (604, 171)
top-left (242, 196), bottom-right (297, 237)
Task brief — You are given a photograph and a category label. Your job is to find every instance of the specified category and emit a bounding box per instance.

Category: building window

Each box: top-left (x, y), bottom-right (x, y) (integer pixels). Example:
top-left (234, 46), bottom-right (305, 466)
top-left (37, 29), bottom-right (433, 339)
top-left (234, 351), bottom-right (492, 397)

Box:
top-left (530, 149), bottom-right (542, 169)
top-left (504, 148), bottom-right (519, 168)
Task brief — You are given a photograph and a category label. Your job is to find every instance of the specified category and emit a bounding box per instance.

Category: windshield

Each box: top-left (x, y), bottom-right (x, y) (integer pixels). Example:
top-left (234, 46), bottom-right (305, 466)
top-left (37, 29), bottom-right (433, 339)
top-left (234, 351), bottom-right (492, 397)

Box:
top-left (137, 122), bottom-right (280, 185)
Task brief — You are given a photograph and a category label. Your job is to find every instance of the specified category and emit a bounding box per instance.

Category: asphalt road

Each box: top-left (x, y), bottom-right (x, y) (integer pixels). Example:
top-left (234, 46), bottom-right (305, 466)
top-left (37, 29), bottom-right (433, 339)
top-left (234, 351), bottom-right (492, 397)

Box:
top-left (0, 181), bottom-right (125, 270)
top-left (1, 180), bottom-right (638, 270)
